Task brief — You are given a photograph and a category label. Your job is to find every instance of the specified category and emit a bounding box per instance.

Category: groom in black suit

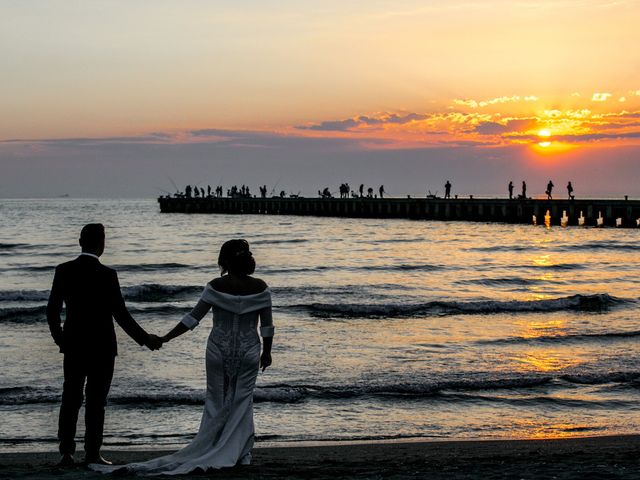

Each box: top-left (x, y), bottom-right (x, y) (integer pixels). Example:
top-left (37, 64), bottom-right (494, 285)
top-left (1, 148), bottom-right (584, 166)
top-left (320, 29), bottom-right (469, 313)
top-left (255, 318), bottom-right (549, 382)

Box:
top-left (47, 223), bottom-right (163, 466)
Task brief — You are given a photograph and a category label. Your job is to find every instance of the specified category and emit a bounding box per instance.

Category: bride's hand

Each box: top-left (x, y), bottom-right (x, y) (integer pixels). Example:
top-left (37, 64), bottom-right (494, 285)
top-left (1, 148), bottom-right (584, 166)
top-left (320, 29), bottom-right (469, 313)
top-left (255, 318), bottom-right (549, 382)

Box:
top-left (260, 352), bottom-right (272, 372)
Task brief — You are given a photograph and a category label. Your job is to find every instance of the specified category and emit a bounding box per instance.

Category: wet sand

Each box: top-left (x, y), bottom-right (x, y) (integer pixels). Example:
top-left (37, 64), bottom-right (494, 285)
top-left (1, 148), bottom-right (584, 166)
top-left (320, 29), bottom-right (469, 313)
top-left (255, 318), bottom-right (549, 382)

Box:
top-left (1, 435), bottom-right (638, 479)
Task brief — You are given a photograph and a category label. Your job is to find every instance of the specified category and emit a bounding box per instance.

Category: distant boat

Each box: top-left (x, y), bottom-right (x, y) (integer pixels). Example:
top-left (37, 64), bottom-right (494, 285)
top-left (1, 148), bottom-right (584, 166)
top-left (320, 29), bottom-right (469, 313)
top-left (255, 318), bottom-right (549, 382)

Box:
top-left (57, 194), bottom-right (70, 198)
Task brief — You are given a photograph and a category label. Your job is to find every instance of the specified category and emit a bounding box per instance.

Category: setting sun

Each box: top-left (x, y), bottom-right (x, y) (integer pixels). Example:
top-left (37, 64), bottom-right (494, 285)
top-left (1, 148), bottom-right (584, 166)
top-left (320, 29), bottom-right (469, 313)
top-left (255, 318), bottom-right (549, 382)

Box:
top-left (538, 129), bottom-right (552, 147)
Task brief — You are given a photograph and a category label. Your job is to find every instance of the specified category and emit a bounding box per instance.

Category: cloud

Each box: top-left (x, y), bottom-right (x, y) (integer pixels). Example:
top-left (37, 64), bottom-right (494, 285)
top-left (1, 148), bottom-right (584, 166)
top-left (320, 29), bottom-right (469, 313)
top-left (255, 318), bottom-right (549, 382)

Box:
top-left (474, 122), bottom-right (508, 134)
top-left (474, 118), bottom-right (539, 135)
top-left (453, 95), bottom-right (536, 108)
top-left (1, 133), bottom-right (171, 146)
top-left (592, 92), bottom-right (612, 102)
top-left (296, 113), bottom-right (428, 131)
top-left (505, 130), bottom-right (640, 143)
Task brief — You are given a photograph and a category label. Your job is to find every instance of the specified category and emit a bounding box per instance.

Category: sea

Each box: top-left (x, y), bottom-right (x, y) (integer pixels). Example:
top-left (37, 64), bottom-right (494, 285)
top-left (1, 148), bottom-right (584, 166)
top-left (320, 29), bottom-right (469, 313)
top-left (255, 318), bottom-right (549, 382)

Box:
top-left (1, 198), bottom-right (639, 452)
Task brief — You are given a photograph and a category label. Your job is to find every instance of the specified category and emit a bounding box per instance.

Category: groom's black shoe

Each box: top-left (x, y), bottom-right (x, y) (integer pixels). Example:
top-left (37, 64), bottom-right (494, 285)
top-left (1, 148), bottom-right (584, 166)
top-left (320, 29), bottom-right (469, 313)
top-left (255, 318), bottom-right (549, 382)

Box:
top-left (57, 453), bottom-right (75, 466)
top-left (85, 453), bottom-right (113, 465)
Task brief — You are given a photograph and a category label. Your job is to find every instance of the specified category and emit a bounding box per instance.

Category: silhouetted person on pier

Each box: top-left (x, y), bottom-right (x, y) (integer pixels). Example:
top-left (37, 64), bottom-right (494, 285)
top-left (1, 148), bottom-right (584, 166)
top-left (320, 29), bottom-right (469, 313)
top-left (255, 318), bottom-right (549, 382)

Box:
top-left (194, 187), bottom-right (200, 198)
top-left (359, 184), bottom-right (364, 198)
top-left (200, 188), bottom-right (205, 198)
top-left (546, 180), bottom-right (554, 200)
top-left (185, 185), bottom-right (192, 198)
top-left (207, 185), bottom-right (211, 197)
top-left (280, 190), bottom-right (286, 198)
top-left (260, 185), bottom-right (267, 198)
top-left (367, 187), bottom-right (374, 198)
top-left (567, 181), bottom-right (574, 200)
top-left (379, 185), bottom-right (385, 199)
top-left (444, 181), bottom-right (452, 199)
top-left (508, 181), bottom-right (514, 200)
top-left (521, 181), bottom-right (527, 199)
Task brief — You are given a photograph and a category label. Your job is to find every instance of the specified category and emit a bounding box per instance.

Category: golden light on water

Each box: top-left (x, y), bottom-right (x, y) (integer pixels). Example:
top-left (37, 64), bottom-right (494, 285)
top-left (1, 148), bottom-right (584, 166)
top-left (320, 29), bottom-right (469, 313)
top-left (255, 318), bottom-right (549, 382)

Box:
top-left (512, 349), bottom-right (581, 372)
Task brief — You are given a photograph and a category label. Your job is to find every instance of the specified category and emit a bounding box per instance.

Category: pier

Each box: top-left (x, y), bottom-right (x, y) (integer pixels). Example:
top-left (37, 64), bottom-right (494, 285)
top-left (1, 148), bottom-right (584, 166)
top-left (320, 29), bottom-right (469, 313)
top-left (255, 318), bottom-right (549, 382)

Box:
top-left (158, 196), bottom-right (640, 228)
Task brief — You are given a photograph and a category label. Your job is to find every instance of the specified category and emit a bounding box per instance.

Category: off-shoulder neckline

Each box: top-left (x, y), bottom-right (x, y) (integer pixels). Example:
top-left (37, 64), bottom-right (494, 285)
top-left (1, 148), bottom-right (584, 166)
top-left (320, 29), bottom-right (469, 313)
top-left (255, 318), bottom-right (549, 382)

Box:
top-left (205, 283), bottom-right (270, 298)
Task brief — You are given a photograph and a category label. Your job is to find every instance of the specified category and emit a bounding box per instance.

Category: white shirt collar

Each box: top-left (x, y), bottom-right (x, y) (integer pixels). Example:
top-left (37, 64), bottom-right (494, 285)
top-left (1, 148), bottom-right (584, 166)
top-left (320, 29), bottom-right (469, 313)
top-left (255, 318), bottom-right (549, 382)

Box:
top-left (80, 252), bottom-right (100, 260)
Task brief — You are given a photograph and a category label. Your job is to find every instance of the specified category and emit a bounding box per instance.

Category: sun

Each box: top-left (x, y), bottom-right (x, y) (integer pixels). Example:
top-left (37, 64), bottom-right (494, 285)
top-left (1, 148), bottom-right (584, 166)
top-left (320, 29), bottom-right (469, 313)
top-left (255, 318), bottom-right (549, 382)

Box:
top-left (538, 129), bottom-right (551, 147)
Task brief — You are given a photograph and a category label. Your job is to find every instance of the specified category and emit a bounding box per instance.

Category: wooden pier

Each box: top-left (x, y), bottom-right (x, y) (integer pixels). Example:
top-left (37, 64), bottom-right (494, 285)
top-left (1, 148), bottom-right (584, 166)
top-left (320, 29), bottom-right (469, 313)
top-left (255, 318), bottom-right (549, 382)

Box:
top-left (158, 196), bottom-right (640, 228)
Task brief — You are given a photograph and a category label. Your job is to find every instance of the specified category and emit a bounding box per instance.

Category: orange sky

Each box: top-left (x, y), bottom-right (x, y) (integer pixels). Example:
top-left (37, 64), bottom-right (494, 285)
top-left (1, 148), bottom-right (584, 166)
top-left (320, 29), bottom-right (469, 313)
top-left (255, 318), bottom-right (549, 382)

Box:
top-left (1, 1), bottom-right (639, 197)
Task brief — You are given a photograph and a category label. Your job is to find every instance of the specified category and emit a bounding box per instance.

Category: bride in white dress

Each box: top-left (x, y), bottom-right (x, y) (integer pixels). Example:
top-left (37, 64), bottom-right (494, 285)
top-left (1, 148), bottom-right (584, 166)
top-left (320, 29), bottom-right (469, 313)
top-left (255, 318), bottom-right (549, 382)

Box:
top-left (92, 239), bottom-right (274, 475)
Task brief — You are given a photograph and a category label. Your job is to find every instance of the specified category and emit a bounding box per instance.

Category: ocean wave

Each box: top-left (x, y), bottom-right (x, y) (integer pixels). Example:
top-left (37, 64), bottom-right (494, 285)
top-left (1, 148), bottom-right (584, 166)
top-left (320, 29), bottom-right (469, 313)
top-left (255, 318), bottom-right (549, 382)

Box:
top-left (111, 263), bottom-right (201, 272)
top-left (0, 284), bottom-right (202, 304)
top-left (0, 243), bottom-right (40, 250)
top-left (532, 263), bottom-right (585, 271)
top-left (0, 289), bottom-right (50, 302)
top-left (127, 305), bottom-right (191, 316)
top-left (467, 245), bottom-right (531, 252)
top-left (479, 330), bottom-right (640, 346)
top-left (0, 303), bottom-right (191, 323)
top-left (0, 305), bottom-right (47, 323)
top-left (252, 239), bottom-right (310, 245)
top-left (440, 393), bottom-right (636, 409)
top-left (0, 283), bottom-right (414, 305)
top-left (262, 266), bottom-right (332, 274)
top-left (3, 373), bottom-right (637, 406)
top-left (121, 284), bottom-right (202, 302)
top-left (263, 264), bottom-right (442, 274)
top-left (456, 277), bottom-right (559, 287)
top-left (365, 264), bottom-right (443, 272)
top-left (298, 294), bottom-right (628, 318)
top-left (564, 241), bottom-right (640, 252)
top-left (0, 386), bottom-right (305, 406)
top-left (9, 265), bottom-right (55, 273)
top-left (1, 293), bottom-right (628, 324)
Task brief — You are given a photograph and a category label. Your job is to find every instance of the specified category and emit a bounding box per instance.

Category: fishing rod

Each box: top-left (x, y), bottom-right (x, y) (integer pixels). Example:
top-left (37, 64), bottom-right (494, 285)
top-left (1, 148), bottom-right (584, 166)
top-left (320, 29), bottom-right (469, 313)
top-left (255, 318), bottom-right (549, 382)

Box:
top-left (167, 176), bottom-right (180, 194)
top-left (269, 177), bottom-right (282, 197)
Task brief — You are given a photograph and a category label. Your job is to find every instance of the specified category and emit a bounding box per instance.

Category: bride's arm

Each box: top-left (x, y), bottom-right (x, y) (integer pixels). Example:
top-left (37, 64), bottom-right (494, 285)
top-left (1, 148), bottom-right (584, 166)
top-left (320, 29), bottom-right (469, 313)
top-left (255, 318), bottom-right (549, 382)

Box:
top-left (161, 322), bottom-right (189, 343)
top-left (259, 305), bottom-right (274, 371)
top-left (162, 297), bottom-right (212, 343)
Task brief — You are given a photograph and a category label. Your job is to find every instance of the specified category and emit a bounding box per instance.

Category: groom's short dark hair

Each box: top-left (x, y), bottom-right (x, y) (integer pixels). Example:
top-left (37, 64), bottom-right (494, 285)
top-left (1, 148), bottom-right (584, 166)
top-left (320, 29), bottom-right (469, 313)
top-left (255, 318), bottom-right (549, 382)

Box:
top-left (79, 223), bottom-right (105, 250)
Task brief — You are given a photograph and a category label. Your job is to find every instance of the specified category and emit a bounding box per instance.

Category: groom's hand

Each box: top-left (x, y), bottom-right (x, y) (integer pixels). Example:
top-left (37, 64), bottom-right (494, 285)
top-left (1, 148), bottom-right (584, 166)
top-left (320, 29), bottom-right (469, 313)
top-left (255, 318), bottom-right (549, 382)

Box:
top-left (145, 334), bottom-right (163, 351)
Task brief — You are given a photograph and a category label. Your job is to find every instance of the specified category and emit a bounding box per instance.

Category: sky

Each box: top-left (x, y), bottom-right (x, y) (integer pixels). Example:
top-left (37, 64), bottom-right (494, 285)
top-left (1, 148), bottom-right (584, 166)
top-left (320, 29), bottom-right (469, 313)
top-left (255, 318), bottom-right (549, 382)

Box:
top-left (1, 0), bottom-right (639, 198)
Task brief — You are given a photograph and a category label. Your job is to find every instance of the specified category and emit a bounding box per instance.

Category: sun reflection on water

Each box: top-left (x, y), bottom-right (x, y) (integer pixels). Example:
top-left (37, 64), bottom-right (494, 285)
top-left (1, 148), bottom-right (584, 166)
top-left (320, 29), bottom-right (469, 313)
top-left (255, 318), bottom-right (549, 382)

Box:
top-left (512, 349), bottom-right (581, 372)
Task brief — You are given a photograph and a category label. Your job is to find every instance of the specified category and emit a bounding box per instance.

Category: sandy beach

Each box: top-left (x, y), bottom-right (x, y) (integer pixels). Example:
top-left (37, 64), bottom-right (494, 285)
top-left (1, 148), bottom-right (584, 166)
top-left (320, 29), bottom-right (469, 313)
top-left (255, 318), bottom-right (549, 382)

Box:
top-left (1, 435), bottom-right (638, 479)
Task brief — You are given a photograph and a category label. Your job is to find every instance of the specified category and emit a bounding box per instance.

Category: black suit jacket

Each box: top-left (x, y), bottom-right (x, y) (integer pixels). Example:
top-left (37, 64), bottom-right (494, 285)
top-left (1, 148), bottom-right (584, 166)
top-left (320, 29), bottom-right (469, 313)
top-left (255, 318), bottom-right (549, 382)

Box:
top-left (47, 255), bottom-right (149, 357)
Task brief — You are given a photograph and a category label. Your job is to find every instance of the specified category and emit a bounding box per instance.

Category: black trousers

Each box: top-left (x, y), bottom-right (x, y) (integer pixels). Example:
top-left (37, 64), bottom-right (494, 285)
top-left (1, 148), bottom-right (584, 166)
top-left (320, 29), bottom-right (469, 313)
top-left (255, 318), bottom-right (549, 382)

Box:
top-left (58, 353), bottom-right (115, 455)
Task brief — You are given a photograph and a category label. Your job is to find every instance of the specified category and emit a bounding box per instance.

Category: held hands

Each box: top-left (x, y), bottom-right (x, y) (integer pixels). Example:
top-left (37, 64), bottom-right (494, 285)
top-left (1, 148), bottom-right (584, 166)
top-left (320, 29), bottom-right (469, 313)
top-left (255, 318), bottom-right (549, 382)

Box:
top-left (260, 352), bottom-right (272, 372)
top-left (145, 334), bottom-right (164, 351)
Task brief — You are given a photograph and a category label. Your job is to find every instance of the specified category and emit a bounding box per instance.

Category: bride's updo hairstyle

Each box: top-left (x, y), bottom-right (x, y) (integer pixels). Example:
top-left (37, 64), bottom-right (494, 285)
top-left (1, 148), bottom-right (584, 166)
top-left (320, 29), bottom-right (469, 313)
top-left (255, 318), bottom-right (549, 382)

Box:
top-left (218, 239), bottom-right (255, 276)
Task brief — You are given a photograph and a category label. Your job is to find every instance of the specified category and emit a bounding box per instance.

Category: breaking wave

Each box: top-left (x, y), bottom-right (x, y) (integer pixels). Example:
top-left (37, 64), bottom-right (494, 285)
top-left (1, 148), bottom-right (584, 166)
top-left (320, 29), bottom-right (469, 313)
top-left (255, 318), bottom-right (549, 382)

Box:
top-left (2, 372), bottom-right (637, 406)
top-left (298, 294), bottom-right (628, 318)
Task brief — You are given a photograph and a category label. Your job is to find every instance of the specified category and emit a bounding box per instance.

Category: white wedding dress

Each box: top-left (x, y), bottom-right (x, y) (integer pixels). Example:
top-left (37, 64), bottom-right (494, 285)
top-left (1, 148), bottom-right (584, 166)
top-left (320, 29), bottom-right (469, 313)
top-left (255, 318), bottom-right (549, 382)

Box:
top-left (91, 285), bottom-right (274, 476)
